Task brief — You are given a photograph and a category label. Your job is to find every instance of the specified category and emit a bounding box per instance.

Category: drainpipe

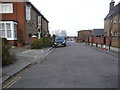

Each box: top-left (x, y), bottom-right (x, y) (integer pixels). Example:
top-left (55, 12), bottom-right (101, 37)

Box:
top-left (109, 17), bottom-right (113, 50)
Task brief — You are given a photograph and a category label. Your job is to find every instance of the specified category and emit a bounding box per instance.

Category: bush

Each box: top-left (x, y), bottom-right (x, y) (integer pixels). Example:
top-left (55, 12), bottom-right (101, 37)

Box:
top-left (1, 38), bottom-right (16, 66)
top-left (31, 39), bottom-right (44, 49)
top-left (30, 37), bottom-right (53, 49)
top-left (2, 38), bottom-right (7, 44)
top-left (43, 37), bottom-right (53, 48)
top-left (2, 45), bottom-right (14, 66)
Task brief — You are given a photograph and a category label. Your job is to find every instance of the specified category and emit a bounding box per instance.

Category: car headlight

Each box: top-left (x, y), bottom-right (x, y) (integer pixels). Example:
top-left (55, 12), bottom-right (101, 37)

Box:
top-left (62, 41), bottom-right (65, 44)
top-left (54, 43), bottom-right (57, 44)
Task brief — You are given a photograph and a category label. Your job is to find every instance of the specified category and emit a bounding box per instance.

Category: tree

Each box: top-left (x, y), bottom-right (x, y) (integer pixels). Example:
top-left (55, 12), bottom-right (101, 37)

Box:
top-left (52, 30), bottom-right (67, 36)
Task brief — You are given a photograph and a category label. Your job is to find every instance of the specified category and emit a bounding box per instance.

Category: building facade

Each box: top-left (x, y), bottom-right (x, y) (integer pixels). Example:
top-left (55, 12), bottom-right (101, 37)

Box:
top-left (104, 0), bottom-right (120, 48)
top-left (77, 30), bottom-right (92, 42)
top-left (0, 1), bottom-right (49, 45)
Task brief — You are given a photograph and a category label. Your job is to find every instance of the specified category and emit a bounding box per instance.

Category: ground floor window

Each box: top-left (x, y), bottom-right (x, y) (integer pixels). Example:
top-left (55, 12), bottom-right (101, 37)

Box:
top-left (0, 21), bottom-right (17, 40)
top-left (114, 31), bottom-right (120, 37)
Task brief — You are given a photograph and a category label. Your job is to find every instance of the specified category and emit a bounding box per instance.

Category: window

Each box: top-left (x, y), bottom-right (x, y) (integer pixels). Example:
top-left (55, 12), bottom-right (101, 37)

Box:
top-left (26, 5), bottom-right (31, 20)
top-left (0, 21), bottom-right (17, 40)
top-left (14, 24), bottom-right (17, 38)
top-left (38, 16), bottom-right (41, 26)
top-left (0, 3), bottom-right (13, 13)
top-left (114, 32), bottom-right (120, 37)
top-left (0, 23), bottom-right (5, 38)
top-left (6, 23), bottom-right (11, 38)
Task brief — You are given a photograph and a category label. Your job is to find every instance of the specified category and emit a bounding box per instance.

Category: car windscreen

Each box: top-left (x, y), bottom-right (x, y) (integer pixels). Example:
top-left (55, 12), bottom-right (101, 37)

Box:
top-left (55, 36), bottom-right (65, 40)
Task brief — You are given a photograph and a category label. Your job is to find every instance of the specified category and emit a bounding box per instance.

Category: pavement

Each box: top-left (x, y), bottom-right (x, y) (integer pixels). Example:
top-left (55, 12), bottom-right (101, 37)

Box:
top-left (88, 43), bottom-right (120, 53)
top-left (1, 45), bottom-right (53, 85)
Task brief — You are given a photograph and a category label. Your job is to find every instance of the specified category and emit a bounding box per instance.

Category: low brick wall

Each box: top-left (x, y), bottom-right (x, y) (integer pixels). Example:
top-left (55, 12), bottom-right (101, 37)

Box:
top-left (89, 36), bottom-right (120, 48)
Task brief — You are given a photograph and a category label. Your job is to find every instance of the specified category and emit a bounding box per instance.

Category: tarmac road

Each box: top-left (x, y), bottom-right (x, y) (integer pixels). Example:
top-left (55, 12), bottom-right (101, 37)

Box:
top-left (3, 41), bottom-right (118, 88)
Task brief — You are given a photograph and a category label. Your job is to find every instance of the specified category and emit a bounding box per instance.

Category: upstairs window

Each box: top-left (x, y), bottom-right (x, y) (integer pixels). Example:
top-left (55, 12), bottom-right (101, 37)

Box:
top-left (38, 16), bottom-right (41, 26)
top-left (26, 5), bottom-right (31, 20)
top-left (0, 3), bottom-right (13, 14)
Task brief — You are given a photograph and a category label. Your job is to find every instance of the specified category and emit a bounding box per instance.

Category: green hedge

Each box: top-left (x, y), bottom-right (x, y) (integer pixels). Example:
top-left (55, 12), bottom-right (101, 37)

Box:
top-left (2, 45), bottom-right (16, 66)
top-left (1, 38), bottom-right (16, 66)
top-left (31, 39), bottom-right (44, 49)
top-left (43, 37), bottom-right (53, 48)
top-left (30, 37), bottom-right (53, 49)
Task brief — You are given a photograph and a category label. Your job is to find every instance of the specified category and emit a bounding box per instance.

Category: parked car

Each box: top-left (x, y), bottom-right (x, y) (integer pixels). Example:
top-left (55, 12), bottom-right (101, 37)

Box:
top-left (53, 36), bottom-right (66, 48)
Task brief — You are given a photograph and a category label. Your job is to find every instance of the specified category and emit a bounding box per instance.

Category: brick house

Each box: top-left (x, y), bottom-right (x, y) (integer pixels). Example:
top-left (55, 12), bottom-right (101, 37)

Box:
top-left (104, 0), bottom-right (120, 48)
top-left (90, 29), bottom-right (104, 46)
top-left (0, 1), bottom-right (49, 45)
top-left (77, 30), bottom-right (92, 43)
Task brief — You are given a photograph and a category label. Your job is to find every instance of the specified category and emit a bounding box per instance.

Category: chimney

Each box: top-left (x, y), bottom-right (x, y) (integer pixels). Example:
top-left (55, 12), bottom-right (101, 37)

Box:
top-left (109, 0), bottom-right (115, 12)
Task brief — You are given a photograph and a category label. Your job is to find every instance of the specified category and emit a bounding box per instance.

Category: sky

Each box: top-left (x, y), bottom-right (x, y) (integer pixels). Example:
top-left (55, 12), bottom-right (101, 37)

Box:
top-left (30, 0), bottom-right (120, 36)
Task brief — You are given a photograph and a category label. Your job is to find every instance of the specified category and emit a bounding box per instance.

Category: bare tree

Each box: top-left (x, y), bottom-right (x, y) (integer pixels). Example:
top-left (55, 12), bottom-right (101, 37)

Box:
top-left (60, 30), bottom-right (67, 36)
top-left (52, 30), bottom-right (67, 36)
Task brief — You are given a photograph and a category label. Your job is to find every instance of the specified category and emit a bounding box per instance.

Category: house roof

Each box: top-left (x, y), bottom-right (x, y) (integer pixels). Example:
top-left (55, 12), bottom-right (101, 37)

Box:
top-left (92, 29), bottom-right (104, 35)
top-left (26, 1), bottom-right (49, 23)
top-left (104, 3), bottom-right (120, 20)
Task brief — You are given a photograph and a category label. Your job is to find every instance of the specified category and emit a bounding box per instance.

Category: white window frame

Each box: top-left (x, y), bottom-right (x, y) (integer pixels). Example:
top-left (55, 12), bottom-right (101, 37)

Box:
top-left (114, 32), bottom-right (120, 37)
top-left (26, 4), bottom-right (31, 21)
top-left (38, 16), bottom-right (41, 26)
top-left (0, 3), bottom-right (13, 14)
top-left (0, 21), bottom-right (17, 40)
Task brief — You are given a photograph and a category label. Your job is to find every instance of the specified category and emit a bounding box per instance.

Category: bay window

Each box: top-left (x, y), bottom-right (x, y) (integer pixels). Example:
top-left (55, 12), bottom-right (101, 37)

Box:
top-left (0, 21), bottom-right (17, 40)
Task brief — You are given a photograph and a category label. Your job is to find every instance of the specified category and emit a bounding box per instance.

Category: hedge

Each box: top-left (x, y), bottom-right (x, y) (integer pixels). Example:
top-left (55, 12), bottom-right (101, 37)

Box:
top-left (30, 37), bottom-right (53, 49)
top-left (1, 38), bottom-right (16, 66)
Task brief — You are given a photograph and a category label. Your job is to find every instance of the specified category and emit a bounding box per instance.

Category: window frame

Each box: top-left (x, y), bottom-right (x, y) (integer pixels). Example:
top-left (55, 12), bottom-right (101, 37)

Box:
top-left (0, 21), bottom-right (17, 40)
top-left (38, 16), bottom-right (41, 26)
top-left (0, 3), bottom-right (13, 14)
top-left (114, 32), bottom-right (120, 37)
top-left (26, 4), bottom-right (31, 21)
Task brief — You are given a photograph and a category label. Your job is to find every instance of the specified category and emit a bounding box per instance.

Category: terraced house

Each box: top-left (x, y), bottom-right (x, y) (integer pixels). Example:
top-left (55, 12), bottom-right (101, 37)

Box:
top-left (104, 0), bottom-right (120, 48)
top-left (0, 0), bottom-right (49, 45)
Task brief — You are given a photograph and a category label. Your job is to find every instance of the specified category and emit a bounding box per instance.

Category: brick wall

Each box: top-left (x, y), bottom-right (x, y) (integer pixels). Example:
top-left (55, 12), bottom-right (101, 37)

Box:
top-left (104, 13), bottom-right (120, 36)
top-left (111, 37), bottom-right (120, 48)
top-left (25, 6), bottom-right (38, 44)
top-left (41, 17), bottom-right (48, 37)
top-left (1, 2), bottom-right (27, 43)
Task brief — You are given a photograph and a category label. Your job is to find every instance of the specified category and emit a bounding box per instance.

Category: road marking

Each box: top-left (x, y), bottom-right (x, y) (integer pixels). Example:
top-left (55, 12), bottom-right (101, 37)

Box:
top-left (3, 76), bottom-right (21, 89)
top-left (37, 48), bottom-right (53, 63)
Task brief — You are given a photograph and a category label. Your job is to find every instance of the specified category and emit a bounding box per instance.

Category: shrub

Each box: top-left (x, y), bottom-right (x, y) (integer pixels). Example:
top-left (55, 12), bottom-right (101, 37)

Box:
top-left (43, 37), bottom-right (53, 48)
top-left (31, 39), bottom-right (44, 49)
top-left (2, 38), bottom-right (7, 44)
top-left (30, 38), bottom-right (53, 49)
top-left (1, 38), bottom-right (16, 66)
top-left (2, 45), bottom-right (15, 66)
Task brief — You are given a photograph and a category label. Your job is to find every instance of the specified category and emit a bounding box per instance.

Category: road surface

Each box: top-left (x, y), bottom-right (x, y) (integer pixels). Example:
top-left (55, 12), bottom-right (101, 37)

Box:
top-left (3, 41), bottom-right (118, 88)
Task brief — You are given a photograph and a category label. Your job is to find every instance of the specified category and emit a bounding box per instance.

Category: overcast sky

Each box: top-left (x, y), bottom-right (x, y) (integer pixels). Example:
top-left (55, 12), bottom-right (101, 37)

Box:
top-left (30, 0), bottom-right (119, 36)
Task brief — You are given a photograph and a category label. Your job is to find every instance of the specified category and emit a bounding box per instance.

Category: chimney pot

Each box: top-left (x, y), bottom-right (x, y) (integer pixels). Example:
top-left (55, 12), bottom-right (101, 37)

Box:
top-left (109, 0), bottom-right (115, 12)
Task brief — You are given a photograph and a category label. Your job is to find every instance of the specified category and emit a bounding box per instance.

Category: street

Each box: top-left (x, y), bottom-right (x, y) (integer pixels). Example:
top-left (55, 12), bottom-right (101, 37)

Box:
top-left (3, 41), bottom-right (118, 88)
